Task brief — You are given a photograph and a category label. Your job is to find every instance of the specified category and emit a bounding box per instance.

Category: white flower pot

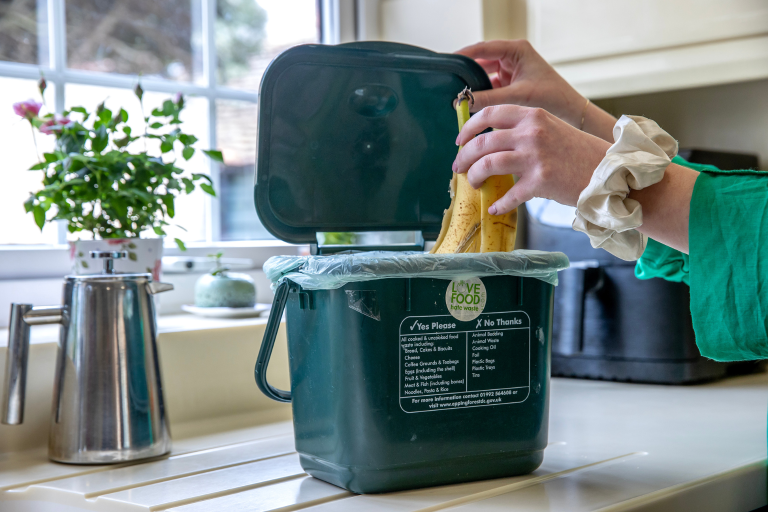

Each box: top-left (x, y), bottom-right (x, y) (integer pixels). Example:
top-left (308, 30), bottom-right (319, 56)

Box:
top-left (69, 238), bottom-right (164, 280)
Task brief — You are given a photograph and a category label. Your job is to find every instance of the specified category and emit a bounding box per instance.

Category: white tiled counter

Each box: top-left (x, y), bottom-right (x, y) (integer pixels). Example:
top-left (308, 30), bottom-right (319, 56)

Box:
top-left (1, 370), bottom-right (766, 511)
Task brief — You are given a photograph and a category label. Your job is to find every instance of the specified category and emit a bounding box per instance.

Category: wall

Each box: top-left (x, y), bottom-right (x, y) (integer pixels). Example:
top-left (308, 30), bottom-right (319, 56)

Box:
top-left (0, 319), bottom-right (291, 453)
top-left (378, 0), bottom-right (526, 52)
top-left (595, 78), bottom-right (768, 170)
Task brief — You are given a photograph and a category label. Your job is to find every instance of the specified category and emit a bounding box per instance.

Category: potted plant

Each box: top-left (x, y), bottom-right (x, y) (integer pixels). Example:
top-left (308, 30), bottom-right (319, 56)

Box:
top-left (13, 78), bottom-right (223, 279)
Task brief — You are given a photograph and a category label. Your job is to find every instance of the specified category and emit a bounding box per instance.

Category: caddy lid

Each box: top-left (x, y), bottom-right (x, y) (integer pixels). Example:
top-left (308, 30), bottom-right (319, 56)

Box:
top-left (254, 41), bottom-right (491, 244)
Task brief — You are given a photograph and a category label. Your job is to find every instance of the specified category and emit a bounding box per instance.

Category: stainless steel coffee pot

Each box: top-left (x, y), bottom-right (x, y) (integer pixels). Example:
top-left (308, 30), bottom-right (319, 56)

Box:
top-left (1, 251), bottom-right (174, 464)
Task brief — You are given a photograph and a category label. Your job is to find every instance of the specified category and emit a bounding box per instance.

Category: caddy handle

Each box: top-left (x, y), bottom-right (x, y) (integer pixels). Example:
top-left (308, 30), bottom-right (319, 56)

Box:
top-left (255, 281), bottom-right (291, 403)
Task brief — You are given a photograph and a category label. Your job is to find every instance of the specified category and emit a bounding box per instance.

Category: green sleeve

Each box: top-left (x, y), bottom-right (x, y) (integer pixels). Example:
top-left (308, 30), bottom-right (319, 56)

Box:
top-left (635, 238), bottom-right (689, 285)
top-left (635, 156), bottom-right (768, 362)
top-left (635, 156), bottom-right (715, 285)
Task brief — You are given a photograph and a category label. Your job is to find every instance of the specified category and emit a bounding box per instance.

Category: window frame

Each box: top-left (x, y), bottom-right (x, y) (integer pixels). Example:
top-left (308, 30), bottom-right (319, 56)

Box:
top-left (0, 0), bottom-right (348, 280)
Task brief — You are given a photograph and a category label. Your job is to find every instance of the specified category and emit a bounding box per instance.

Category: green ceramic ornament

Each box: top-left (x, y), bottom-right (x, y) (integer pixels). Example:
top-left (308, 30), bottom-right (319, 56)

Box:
top-left (194, 253), bottom-right (256, 308)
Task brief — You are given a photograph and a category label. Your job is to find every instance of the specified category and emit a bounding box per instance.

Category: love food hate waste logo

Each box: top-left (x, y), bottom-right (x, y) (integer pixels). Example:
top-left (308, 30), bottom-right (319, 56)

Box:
top-left (445, 277), bottom-right (487, 322)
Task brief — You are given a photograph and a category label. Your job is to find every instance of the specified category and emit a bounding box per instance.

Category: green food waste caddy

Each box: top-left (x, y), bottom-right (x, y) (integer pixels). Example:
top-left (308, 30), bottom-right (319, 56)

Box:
top-left (253, 42), bottom-right (570, 494)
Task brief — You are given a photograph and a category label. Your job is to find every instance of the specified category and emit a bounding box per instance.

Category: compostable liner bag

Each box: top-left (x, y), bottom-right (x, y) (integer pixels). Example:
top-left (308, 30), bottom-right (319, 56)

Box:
top-left (264, 250), bottom-right (570, 291)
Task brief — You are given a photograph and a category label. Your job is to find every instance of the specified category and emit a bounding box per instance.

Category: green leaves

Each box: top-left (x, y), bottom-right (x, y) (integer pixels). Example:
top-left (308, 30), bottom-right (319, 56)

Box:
top-left (202, 150), bottom-right (224, 162)
top-left (114, 136), bottom-right (136, 149)
top-left (192, 173), bottom-right (212, 183)
top-left (92, 125), bottom-right (109, 153)
top-left (32, 205), bottom-right (46, 229)
top-left (23, 93), bottom-right (221, 246)
top-left (178, 134), bottom-right (197, 146)
top-left (97, 106), bottom-right (112, 124)
top-left (162, 99), bottom-right (175, 116)
top-left (182, 177), bottom-right (195, 194)
top-left (174, 238), bottom-right (187, 251)
top-left (134, 83), bottom-right (144, 101)
top-left (43, 152), bottom-right (60, 163)
top-left (160, 194), bottom-right (175, 217)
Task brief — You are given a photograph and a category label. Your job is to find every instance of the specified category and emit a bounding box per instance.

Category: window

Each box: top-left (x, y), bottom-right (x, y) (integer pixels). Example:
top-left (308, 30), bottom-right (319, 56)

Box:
top-left (0, 0), bottom-right (323, 248)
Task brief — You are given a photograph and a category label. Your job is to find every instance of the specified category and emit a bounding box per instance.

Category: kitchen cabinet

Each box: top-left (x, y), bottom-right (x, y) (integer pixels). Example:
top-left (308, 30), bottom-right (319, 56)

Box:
top-left (372, 0), bottom-right (768, 99)
top-left (373, 0), bottom-right (526, 53)
top-left (530, 0), bottom-right (768, 98)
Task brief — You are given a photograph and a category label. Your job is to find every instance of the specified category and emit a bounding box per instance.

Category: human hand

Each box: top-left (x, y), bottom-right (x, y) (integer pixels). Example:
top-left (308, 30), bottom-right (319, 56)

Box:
top-left (452, 105), bottom-right (611, 215)
top-left (456, 40), bottom-right (616, 142)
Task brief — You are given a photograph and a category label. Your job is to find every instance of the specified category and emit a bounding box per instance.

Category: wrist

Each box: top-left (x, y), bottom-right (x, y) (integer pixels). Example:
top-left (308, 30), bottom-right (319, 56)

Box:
top-left (571, 136), bottom-right (611, 205)
top-left (630, 163), bottom-right (698, 254)
top-left (582, 102), bottom-right (617, 143)
top-left (558, 91), bottom-right (589, 129)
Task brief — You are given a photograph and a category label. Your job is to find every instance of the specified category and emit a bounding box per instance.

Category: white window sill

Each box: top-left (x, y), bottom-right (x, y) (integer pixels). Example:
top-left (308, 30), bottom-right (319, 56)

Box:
top-left (0, 243), bottom-right (303, 328)
top-left (0, 313), bottom-right (273, 348)
top-left (0, 241), bottom-right (305, 280)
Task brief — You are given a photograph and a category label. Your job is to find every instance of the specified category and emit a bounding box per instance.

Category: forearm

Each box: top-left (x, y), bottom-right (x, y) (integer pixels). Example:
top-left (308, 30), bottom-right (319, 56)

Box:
top-left (581, 101), bottom-right (618, 143)
top-left (629, 163), bottom-right (699, 254)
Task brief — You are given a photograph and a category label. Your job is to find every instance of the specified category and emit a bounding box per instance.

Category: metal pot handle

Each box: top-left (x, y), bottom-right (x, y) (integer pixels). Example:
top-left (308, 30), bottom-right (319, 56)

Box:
top-left (2, 304), bottom-right (64, 425)
top-left (254, 281), bottom-right (291, 403)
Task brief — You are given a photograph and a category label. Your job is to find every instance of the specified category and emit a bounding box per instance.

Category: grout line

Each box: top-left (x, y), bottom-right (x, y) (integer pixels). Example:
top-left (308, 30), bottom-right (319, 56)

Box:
top-left (149, 473), bottom-right (307, 511)
top-left (169, 433), bottom-right (294, 459)
top-left (0, 458), bottom-right (157, 492)
top-left (83, 452), bottom-right (296, 499)
top-left (411, 452), bottom-right (648, 512)
top-left (593, 458), bottom-right (768, 512)
top-left (267, 490), bottom-right (356, 512)
top-left (0, 433), bottom-right (294, 492)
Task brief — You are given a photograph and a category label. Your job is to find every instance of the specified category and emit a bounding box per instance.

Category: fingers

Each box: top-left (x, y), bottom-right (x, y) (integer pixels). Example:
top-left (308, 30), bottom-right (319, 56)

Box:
top-left (456, 105), bottom-right (530, 146)
top-left (463, 151), bottom-right (525, 189)
top-left (456, 40), bottom-right (527, 62)
top-left (467, 88), bottom-right (514, 112)
top-left (474, 58), bottom-right (500, 74)
top-left (454, 130), bottom-right (514, 175)
top-left (489, 177), bottom-right (536, 215)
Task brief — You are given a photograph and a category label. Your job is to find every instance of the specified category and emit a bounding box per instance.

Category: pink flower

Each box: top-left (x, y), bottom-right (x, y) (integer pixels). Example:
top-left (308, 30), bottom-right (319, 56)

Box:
top-left (152, 258), bottom-right (161, 281)
top-left (13, 99), bottom-right (42, 120)
top-left (39, 115), bottom-right (73, 135)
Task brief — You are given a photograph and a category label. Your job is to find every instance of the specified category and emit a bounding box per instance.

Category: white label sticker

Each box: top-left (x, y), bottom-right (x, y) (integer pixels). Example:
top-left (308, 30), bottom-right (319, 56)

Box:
top-left (445, 278), bottom-right (487, 322)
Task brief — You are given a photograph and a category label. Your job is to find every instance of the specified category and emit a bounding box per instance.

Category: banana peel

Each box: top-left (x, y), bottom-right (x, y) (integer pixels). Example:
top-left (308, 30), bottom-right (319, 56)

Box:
top-left (479, 174), bottom-right (517, 252)
top-left (431, 88), bottom-right (517, 254)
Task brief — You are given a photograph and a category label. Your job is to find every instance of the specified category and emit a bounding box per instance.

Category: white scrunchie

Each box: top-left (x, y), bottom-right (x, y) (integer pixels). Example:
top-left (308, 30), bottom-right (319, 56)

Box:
top-left (572, 115), bottom-right (678, 261)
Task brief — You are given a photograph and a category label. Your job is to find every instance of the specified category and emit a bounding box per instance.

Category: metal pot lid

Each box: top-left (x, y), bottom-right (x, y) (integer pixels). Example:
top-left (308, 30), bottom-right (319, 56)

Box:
top-left (66, 251), bottom-right (154, 281)
top-left (65, 272), bottom-right (153, 282)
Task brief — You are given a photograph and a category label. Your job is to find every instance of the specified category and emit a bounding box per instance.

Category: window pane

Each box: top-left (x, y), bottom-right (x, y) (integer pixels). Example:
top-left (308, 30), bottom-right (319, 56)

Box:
top-left (65, 84), bottom-right (209, 243)
top-left (66, 0), bottom-right (201, 82)
top-left (0, 77), bottom-right (59, 245)
top-left (0, 0), bottom-right (40, 65)
top-left (216, 0), bottom-right (319, 89)
top-left (216, 99), bottom-right (272, 240)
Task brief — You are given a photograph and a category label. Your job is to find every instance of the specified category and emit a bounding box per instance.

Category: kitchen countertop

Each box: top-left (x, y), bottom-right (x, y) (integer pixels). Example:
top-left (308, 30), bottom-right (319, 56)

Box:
top-left (1, 373), bottom-right (766, 512)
